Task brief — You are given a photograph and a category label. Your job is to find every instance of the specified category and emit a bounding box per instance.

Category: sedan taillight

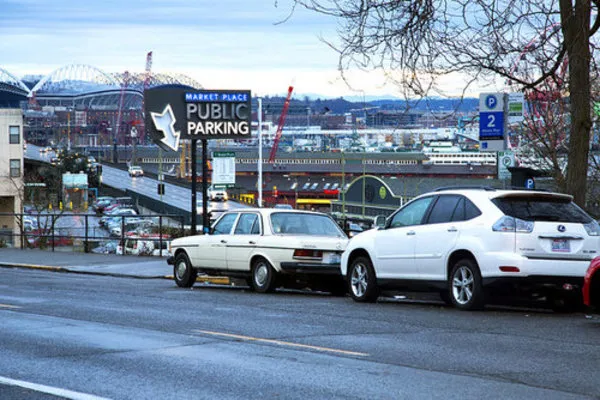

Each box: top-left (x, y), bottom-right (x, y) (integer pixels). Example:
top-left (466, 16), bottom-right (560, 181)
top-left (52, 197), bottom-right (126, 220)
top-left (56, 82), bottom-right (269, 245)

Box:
top-left (293, 249), bottom-right (323, 259)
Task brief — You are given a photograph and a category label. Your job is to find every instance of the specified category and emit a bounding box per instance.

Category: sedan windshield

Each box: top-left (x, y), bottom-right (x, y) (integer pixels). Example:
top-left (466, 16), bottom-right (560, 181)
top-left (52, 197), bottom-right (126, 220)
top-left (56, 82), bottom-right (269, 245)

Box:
top-left (270, 212), bottom-right (346, 237)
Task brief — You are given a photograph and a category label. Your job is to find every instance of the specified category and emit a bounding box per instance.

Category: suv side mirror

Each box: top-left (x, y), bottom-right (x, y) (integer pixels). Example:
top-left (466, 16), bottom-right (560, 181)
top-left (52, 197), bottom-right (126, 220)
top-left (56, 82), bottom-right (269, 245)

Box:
top-left (374, 215), bottom-right (386, 229)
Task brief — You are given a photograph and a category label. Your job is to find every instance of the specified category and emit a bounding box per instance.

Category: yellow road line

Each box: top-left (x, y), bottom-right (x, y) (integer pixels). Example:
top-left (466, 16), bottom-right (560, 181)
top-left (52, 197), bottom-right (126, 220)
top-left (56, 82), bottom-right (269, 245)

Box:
top-left (164, 276), bottom-right (231, 285)
top-left (0, 303), bottom-right (21, 309)
top-left (195, 329), bottom-right (368, 357)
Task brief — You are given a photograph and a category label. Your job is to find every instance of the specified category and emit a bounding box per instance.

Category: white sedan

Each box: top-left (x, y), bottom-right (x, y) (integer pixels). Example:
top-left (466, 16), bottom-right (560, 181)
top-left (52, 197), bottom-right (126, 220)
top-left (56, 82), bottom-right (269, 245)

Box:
top-left (168, 208), bottom-right (349, 294)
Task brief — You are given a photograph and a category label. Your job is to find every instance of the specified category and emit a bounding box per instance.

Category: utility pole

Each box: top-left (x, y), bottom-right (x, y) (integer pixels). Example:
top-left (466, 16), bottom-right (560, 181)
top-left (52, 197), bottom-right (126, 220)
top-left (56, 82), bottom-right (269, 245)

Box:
top-left (258, 97), bottom-right (263, 207)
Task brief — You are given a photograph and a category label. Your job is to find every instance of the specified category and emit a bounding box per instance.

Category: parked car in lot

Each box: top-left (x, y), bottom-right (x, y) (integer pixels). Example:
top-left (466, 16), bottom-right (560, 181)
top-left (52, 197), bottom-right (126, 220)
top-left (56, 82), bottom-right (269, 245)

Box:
top-left (168, 209), bottom-right (349, 294)
top-left (583, 257), bottom-right (600, 311)
top-left (342, 187), bottom-right (600, 310)
top-left (128, 165), bottom-right (144, 177)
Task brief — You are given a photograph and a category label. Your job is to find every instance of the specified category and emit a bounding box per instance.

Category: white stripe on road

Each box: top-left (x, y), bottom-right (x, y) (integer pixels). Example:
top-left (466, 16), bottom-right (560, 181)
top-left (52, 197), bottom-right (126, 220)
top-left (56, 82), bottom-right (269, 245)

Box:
top-left (0, 376), bottom-right (112, 400)
top-left (0, 303), bottom-right (21, 309)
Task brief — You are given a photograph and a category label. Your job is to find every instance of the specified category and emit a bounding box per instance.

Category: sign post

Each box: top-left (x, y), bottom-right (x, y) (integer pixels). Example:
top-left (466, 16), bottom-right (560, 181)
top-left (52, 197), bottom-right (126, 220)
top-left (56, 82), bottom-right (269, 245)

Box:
top-left (479, 93), bottom-right (506, 152)
top-left (145, 88), bottom-right (251, 234)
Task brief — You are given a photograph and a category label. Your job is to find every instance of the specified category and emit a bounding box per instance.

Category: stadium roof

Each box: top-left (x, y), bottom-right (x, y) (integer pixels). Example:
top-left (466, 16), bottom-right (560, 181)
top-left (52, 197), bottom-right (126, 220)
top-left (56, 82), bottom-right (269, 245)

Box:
top-left (0, 64), bottom-right (203, 109)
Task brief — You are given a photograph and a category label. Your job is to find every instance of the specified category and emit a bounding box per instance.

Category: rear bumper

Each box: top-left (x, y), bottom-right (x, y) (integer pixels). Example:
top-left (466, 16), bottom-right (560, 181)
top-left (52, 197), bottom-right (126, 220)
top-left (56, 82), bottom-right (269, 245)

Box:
top-left (280, 262), bottom-right (341, 276)
top-left (167, 256), bottom-right (175, 265)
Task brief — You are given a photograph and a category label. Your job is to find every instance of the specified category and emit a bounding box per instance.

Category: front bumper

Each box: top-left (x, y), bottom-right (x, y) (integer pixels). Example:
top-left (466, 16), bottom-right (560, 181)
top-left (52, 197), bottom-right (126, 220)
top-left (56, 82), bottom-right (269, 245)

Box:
top-left (280, 262), bottom-right (341, 275)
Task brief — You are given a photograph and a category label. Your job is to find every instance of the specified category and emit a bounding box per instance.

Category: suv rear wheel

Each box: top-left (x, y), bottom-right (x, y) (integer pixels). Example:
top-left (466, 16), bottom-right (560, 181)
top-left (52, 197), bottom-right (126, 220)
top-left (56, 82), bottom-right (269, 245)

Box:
top-left (449, 258), bottom-right (484, 310)
top-left (348, 256), bottom-right (379, 302)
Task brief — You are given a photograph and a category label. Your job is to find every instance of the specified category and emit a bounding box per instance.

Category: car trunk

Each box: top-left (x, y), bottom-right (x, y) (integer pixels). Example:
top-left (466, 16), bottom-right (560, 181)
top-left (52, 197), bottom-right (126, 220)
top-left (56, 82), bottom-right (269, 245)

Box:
top-left (492, 192), bottom-right (598, 261)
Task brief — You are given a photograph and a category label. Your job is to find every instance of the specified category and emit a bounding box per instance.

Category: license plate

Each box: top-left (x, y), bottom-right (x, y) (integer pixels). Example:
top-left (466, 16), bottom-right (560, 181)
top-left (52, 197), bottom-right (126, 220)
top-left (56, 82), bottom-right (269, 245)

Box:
top-left (322, 252), bottom-right (341, 264)
top-left (551, 239), bottom-right (570, 252)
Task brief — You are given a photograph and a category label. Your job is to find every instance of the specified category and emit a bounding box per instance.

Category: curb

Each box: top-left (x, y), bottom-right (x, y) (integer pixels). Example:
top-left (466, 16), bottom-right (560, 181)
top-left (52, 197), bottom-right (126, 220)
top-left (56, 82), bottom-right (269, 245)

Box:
top-left (0, 263), bottom-right (231, 285)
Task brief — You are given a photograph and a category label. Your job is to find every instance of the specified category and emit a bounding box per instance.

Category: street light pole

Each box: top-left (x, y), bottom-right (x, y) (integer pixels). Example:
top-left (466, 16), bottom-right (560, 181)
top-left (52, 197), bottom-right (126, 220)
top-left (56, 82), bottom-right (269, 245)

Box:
top-left (258, 97), bottom-right (263, 207)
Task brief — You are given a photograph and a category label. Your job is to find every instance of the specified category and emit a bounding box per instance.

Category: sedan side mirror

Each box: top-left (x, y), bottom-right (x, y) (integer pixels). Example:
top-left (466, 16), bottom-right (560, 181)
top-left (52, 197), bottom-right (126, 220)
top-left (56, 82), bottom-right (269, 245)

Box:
top-left (374, 215), bottom-right (386, 229)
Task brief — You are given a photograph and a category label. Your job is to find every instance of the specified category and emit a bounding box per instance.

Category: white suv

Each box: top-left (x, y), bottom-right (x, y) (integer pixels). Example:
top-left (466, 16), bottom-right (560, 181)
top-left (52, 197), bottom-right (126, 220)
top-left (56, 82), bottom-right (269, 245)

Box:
top-left (341, 187), bottom-right (600, 310)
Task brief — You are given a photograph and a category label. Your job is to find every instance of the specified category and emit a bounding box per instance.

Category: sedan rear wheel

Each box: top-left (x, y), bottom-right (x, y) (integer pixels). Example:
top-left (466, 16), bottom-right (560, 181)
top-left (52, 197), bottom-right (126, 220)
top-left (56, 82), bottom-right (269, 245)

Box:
top-left (252, 258), bottom-right (277, 293)
top-left (174, 253), bottom-right (197, 288)
top-left (449, 258), bottom-right (484, 310)
top-left (348, 256), bottom-right (379, 303)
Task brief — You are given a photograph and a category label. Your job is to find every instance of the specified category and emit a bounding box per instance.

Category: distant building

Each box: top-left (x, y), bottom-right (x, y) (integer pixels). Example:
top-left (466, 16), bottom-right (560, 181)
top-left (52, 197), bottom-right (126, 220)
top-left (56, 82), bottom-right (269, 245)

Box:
top-left (0, 108), bottom-right (24, 247)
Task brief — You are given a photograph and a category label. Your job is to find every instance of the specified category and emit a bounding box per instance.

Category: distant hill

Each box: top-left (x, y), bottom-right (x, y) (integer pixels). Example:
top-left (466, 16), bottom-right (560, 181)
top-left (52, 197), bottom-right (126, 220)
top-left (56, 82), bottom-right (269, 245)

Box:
top-left (260, 95), bottom-right (479, 115)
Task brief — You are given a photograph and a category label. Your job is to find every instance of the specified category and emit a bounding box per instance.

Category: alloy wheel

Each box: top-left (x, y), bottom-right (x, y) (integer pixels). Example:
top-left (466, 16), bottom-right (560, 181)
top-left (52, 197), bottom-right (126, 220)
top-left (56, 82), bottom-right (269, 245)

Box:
top-left (452, 265), bottom-right (474, 305)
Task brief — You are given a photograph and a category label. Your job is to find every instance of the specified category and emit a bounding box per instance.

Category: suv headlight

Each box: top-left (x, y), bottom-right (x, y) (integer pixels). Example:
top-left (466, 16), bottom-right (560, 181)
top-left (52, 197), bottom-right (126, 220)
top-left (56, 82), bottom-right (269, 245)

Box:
top-left (584, 220), bottom-right (600, 236)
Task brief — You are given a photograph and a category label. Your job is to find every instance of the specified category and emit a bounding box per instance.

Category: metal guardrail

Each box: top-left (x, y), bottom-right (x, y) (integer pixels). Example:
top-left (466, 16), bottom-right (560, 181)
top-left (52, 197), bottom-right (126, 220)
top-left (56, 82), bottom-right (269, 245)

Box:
top-left (0, 212), bottom-right (186, 256)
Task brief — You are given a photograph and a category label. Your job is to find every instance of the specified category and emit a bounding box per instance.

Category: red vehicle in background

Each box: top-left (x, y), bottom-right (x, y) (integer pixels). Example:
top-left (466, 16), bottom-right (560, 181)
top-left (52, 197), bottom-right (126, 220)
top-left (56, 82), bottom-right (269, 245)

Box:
top-left (583, 257), bottom-right (600, 311)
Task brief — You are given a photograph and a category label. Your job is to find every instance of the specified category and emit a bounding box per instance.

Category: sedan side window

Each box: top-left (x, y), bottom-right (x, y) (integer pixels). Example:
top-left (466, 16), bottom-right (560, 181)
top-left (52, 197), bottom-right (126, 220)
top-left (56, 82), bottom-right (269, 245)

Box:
top-left (213, 213), bottom-right (238, 235)
top-left (234, 213), bottom-right (260, 235)
top-left (389, 197), bottom-right (434, 228)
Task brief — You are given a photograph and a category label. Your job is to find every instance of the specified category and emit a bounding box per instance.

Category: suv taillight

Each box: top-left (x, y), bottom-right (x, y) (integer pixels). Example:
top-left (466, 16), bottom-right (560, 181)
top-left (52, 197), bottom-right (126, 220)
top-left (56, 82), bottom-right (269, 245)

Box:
top-left (492, 216), bottom-right (534, 233)
top-left (584, 220), bottom-right (600, 236)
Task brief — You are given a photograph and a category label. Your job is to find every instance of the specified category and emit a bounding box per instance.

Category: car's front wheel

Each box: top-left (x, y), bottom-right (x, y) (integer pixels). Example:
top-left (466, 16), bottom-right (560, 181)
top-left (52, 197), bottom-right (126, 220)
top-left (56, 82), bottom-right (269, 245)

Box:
top-left (347, 256), bottom-right (379, 302)
top-left (251, 258), bottom-right (277, 293)
top-left (174, 253), bottom-right (197, 288)
top-left (449, 258), bottom-right (484, 310)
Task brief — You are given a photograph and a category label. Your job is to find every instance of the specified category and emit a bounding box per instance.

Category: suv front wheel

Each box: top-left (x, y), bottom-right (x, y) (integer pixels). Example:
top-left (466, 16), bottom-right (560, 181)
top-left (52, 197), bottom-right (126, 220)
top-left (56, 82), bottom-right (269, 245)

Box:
top-left (449, 258), bottom-right (484, 310)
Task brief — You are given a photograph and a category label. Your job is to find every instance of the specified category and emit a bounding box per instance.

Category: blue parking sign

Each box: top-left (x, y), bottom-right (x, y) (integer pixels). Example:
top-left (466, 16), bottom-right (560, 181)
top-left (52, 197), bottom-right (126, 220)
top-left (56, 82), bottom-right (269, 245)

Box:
top-left (479, 111), bottom-right (504, 140)
top-left (525, 178), bottom-right (535, 189)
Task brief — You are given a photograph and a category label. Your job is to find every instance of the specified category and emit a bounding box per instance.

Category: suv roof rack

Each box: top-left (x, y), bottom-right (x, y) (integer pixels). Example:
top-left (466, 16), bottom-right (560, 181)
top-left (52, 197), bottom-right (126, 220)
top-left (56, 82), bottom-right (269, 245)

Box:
top-left (433, 186), bottom-right (497, 192)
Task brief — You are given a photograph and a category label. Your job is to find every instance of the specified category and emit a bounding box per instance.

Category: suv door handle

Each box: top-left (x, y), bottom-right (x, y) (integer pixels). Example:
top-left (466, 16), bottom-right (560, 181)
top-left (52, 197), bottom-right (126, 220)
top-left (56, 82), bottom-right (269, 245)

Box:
top-left (447, 227), bottom-right (458, 232)
top-left (220, 240), bottom-right (227, 244)
top-left (249, 241), bottom-right (256, 245)
top-left (407, 231), bottom-right (416, 236)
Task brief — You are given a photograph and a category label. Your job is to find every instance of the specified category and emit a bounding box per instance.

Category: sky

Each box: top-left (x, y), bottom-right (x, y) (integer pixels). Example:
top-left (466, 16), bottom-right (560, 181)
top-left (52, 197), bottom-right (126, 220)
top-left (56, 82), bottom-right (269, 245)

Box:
top-left (0, 0), bottom-right (504, 99)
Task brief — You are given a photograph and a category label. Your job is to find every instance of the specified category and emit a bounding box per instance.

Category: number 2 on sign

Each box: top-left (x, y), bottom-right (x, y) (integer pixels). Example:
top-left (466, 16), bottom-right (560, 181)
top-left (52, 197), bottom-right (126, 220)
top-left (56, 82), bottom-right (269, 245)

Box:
top-left (487, 114), bottom-right (496, 128)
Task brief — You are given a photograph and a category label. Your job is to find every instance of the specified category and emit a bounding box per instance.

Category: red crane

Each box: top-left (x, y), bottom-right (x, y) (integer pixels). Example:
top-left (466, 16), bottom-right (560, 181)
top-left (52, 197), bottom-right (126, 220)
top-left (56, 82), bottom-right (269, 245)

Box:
top-left (138, 51), bottom-right (153, 144)
top-left (268, 85), bottom-right (294, 163)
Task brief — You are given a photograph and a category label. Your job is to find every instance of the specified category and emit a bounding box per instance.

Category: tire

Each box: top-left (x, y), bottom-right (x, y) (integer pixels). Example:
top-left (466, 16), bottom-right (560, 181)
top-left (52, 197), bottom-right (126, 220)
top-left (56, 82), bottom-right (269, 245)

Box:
top-left (449, 258), bottom-right (485, 310)
top-left (251, 258), bottom-right (277, 293)
top-left (347, 256), bottom-right (379, 302)
top-left (173, 252), bottom-right (197, 288)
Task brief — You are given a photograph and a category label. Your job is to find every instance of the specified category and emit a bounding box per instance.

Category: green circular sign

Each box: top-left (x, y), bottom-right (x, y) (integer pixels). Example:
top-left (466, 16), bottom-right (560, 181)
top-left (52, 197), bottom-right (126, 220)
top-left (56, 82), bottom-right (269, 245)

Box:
top-left (379, 186), bottom-right (387, 199)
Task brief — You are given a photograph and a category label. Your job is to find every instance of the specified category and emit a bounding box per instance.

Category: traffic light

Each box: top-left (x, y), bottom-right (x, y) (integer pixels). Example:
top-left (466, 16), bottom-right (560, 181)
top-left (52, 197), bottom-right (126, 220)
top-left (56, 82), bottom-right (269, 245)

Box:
top-left (158, 183), bottom-right (165, 195)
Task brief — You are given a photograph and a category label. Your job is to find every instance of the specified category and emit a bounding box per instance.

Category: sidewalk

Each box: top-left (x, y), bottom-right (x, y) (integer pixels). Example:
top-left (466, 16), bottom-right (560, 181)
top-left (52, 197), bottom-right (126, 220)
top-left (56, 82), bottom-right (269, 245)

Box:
top-left (0, 249), bottom-right (229, 284)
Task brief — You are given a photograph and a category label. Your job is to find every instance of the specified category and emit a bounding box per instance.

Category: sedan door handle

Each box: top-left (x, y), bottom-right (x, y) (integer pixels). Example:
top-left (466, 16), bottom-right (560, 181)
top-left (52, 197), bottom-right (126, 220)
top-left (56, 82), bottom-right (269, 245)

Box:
top-left (406, 231), bottom-right (416, 236)
top-left (447, 227), bottom-right (458, 232)
top-left (248, 241), bottom-right (256, 245)
top-left (220, 240), bottom-right (227, 244)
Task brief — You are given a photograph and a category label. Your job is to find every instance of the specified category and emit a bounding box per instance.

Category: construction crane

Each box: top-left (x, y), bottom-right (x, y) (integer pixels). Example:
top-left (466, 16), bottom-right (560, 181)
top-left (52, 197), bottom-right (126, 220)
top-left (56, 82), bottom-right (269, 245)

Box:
top-left (139, 51), bottom-right (153, 145)
top-left (268, 85), bottom-right (294, 163)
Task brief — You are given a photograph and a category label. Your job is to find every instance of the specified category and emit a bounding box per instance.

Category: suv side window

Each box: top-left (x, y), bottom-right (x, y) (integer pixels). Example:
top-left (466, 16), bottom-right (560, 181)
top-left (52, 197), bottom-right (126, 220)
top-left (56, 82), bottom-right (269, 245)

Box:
top-left (426, 195), bottom-right (461, 224)
top-left (213, 213), bottom-right (238, 235)
top-left (450, 197), bottom-right (482, 222)
top-left (389, 196), bottom-right (434, 228)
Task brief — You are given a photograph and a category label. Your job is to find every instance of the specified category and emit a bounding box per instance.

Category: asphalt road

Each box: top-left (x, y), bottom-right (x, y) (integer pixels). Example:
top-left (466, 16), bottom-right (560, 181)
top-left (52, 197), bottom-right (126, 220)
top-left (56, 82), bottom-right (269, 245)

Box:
top-left (1, 268), bottom-right (599, 400)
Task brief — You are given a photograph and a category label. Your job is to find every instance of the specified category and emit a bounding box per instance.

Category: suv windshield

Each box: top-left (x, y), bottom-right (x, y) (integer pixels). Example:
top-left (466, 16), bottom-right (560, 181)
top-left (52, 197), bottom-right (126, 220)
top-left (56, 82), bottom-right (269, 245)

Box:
top-left (492, 195), bottom-right (592, 223)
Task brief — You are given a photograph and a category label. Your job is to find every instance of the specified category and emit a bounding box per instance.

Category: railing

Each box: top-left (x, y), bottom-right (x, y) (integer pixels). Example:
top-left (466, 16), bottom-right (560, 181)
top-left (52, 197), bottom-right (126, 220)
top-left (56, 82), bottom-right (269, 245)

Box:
top-left (0, 212), bottom-right (186, 257)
